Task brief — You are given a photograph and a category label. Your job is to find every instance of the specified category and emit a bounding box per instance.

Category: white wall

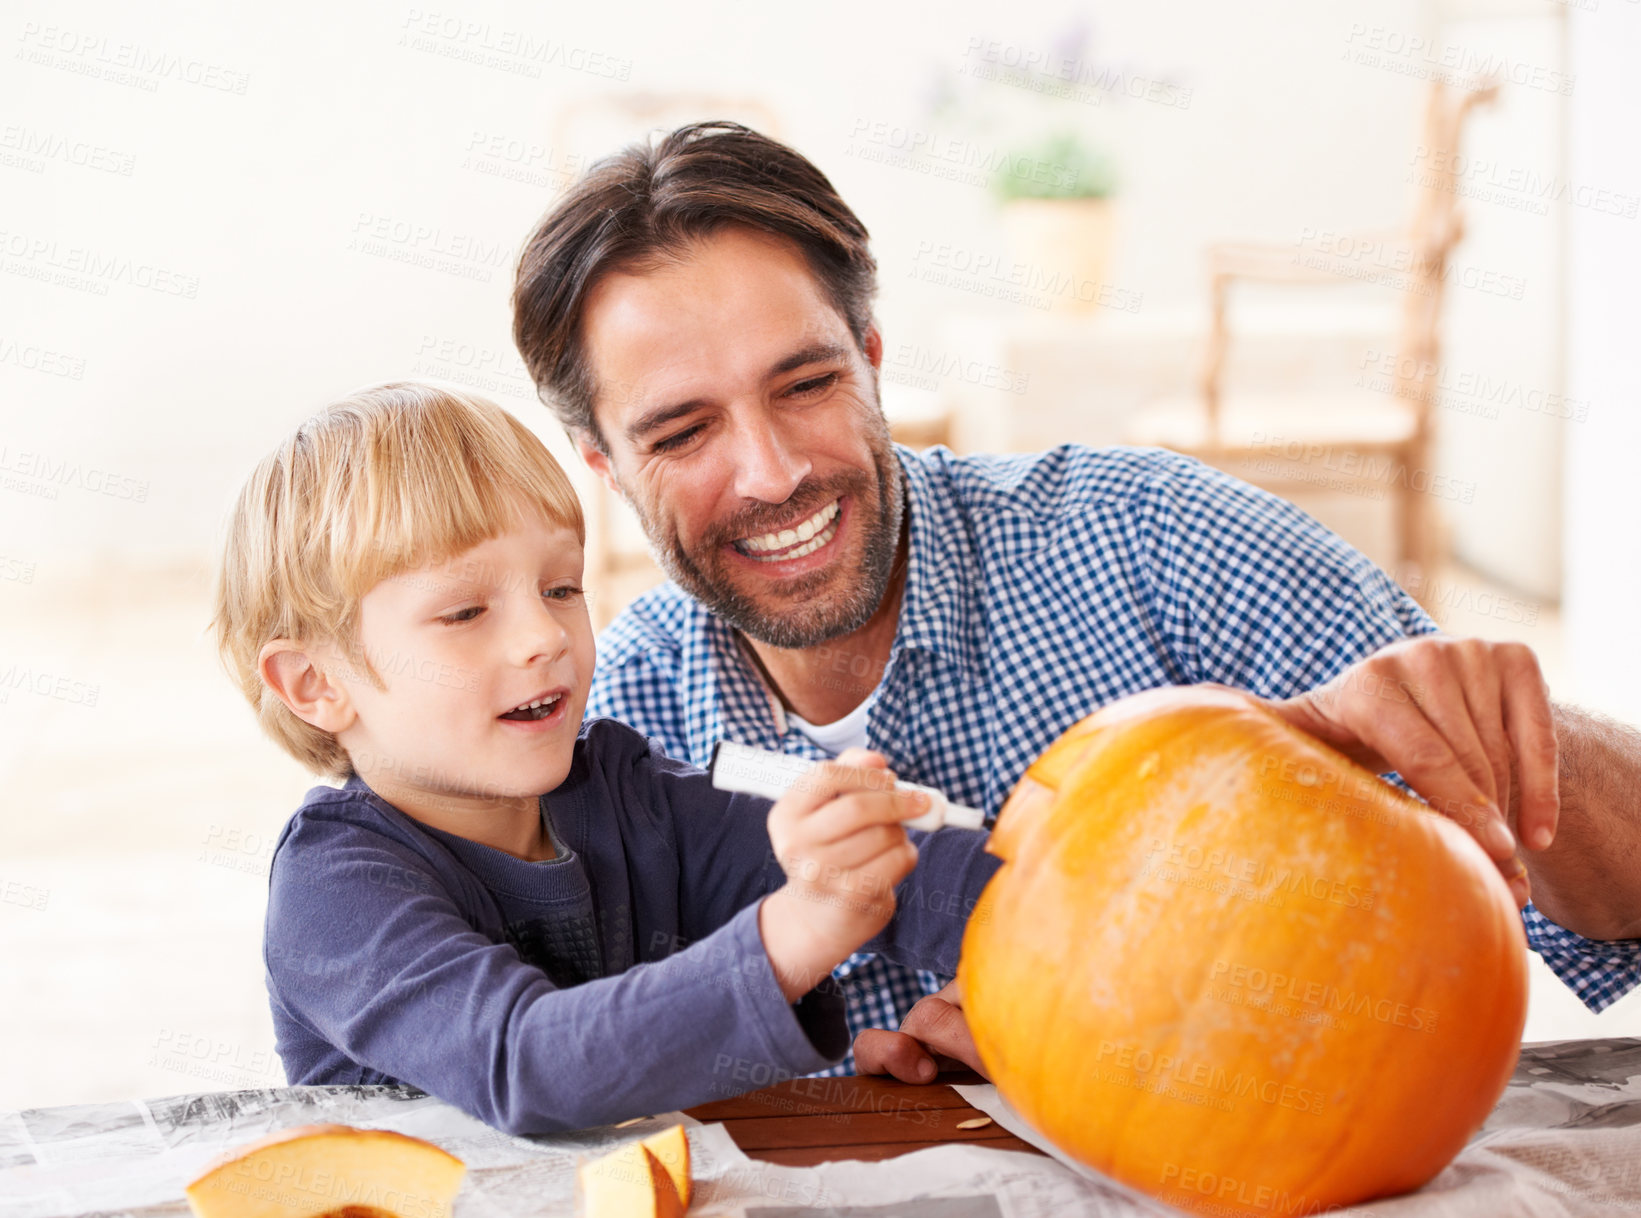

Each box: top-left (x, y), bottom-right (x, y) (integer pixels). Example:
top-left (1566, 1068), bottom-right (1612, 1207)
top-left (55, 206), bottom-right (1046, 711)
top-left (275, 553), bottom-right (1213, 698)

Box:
top-left (1434, 6), bottom-right (1567, 601)
top-left (1563, 0), bottom-right (1641, 723)
top-left (4, 0), bottom-right (1454, 572)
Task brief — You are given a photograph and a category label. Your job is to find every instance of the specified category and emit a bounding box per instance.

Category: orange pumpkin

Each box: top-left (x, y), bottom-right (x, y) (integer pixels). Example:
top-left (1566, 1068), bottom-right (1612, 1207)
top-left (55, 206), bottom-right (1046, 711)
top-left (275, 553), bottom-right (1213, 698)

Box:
top-left (958, 686), bottom-right (1527, 1216)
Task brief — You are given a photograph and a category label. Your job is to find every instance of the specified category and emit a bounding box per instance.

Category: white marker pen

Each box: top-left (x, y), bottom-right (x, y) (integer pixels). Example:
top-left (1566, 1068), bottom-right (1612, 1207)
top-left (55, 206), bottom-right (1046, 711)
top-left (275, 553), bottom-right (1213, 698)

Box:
top-left (708, 740), bottom-right (987, 832)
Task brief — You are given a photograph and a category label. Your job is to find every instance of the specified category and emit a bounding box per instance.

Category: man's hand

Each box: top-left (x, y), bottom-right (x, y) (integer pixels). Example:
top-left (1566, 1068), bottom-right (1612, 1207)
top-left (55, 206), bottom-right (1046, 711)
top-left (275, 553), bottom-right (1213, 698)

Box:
top-left (1267, 636), bottom-right (1557, 906)
top-left (758, 749), bottom-right (928, 1002)
top-left (853, 980), bottom-right (990, 1082)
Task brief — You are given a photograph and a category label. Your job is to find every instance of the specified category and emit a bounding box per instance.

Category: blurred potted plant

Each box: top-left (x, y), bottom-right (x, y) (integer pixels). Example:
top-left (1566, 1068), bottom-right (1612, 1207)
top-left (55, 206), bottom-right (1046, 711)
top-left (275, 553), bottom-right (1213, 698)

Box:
top-left (994, 132), bottom-right (1119, 315)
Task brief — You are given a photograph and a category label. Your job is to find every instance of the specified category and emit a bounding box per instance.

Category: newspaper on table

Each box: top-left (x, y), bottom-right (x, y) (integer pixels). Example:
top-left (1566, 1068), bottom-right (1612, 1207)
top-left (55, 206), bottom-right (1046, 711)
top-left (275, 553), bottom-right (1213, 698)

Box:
top-left (0, 1038), bottom-right (1637, 1217)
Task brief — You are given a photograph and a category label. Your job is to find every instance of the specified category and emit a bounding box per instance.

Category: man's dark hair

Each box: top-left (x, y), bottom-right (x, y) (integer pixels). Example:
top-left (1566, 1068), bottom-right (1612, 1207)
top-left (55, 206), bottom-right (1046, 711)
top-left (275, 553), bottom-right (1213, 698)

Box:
top-left (511, 121), bottom-right (878, 450)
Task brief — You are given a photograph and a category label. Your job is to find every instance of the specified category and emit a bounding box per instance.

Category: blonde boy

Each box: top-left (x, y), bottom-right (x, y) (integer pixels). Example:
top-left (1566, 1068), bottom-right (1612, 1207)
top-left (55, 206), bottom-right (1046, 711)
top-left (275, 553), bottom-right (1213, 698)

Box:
top-left (213, 382), bottom-right (999, 1134)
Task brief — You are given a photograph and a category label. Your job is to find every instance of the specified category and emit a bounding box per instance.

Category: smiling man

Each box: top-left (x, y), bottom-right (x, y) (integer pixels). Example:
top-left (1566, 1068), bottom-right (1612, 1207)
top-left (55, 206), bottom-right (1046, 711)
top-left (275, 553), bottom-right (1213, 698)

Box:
top-left (569, 224), bottom-right (910, 729)
top-left (579, 225), bottom-right (902, 661)
top-left (512, 122), bottom-right (1641, 1074)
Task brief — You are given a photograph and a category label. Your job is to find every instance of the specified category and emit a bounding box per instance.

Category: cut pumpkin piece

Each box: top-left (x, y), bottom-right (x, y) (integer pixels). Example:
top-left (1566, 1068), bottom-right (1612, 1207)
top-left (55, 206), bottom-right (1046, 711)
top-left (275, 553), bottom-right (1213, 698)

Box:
top-left (184, 1123), bottom-right (464, 1218)
top-left (640, 1124), bottom-right (692, 1207)
top-left (580, 1137), bottom-right (684, 1217)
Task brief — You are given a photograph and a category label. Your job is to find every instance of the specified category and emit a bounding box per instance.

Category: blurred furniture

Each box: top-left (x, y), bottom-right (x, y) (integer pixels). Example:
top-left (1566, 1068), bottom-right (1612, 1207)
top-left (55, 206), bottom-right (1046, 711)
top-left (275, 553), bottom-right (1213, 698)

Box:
top-left (885, 409), bottom-right (954, 452)
top-left (1126, 79), bottom-right (1499, 589)
top-left (586, 484), bottom-right (665, 632)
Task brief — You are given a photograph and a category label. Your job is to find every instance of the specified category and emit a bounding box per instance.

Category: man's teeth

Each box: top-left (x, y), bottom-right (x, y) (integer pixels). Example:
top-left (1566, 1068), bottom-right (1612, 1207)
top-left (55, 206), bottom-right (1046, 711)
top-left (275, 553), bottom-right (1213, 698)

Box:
top-left (735, 500), bottom-right (840, 559)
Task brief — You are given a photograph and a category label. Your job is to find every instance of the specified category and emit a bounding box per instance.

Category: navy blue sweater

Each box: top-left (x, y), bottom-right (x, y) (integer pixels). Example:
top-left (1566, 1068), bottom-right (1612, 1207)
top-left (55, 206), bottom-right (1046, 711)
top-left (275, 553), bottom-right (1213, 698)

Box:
top-left (263, 717), bottom-right (1001, 1135)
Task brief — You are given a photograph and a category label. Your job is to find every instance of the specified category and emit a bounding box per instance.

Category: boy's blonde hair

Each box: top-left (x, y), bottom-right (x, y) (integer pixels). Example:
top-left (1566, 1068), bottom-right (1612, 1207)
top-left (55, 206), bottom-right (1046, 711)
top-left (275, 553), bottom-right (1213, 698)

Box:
top-left (212, 381), bottom-right (586, 778)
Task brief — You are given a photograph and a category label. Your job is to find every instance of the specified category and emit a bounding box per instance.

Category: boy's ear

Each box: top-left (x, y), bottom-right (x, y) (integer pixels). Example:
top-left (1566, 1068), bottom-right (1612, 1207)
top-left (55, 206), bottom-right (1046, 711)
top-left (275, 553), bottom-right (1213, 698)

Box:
top-left (258, 640), bottom-right (356, 734)
top-left (574, 429), bottom-right (624, 498)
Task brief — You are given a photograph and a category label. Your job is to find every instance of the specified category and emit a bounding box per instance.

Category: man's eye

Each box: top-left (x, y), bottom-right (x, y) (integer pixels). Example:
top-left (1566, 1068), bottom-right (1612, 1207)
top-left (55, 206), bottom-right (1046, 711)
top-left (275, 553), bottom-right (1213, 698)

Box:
top-left (789, 372), bottom-right (839, 396)
top-left (438, 606), bottom-right (484, 624)
top-left (652, 425), bottom-right (702, 453)
top-left (543, 585), bottom-right (584, 601)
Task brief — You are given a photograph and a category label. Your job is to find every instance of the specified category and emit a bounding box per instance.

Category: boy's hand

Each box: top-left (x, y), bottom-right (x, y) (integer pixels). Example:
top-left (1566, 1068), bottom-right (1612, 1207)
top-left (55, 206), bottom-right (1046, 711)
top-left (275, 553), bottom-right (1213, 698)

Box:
top-left (758, 748), bottom-right (928, 1002)
top-left (853, 980), bottom-right (989, 1082)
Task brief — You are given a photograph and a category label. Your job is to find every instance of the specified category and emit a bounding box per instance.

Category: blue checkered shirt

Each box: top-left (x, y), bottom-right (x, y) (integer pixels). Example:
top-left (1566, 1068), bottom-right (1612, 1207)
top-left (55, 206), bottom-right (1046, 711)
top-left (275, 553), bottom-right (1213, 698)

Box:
top-left (588, 445), bottom-right (1641, 1066)
top-left (1519, 906), bottom-right (1641, 1012)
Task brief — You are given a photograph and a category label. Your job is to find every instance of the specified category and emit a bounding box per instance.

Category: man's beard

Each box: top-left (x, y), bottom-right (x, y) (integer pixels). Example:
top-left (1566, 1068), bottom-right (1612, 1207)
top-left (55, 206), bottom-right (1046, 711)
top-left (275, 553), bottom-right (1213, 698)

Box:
top-left (622, 426), bottom-right (905, 651)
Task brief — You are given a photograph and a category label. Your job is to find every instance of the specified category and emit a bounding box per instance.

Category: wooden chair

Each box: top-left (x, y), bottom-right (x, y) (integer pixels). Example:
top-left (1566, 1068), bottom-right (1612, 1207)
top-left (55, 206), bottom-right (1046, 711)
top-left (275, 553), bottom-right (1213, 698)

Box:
top-left (884, 410), bottom-right (954, 452)
top-left (1125, 79), bottom-right (1499, 589)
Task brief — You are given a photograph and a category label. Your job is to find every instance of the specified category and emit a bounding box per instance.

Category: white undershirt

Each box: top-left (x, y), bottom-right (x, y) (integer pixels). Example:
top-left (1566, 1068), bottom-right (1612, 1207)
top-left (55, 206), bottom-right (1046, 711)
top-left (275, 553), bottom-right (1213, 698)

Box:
top-left (787, 696), bottom-right (872, 756)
